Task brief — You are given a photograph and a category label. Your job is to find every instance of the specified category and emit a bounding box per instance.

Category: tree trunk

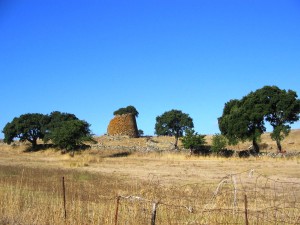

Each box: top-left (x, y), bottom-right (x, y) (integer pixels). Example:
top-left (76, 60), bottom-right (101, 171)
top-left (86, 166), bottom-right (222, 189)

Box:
top-left (189, 148), bottom-right (193, 156)
top-left (28, 138), bottom-right (37, 149)
top-left (252, 139), bottom-right (260, 154)
top-left (276, 139), bottom-right (282, 153)
top-left (174, 136), bottom-right (179, 150)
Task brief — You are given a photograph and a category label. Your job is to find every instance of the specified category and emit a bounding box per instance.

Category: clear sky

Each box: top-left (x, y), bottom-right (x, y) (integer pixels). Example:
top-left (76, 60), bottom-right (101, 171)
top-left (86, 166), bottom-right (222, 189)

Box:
top-left (1, 0), bottom-right (300, 138)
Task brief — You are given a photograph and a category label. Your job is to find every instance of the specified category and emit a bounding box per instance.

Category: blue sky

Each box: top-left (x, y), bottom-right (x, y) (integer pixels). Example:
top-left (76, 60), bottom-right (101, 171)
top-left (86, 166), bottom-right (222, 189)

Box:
top-left (1, 0), bottom-right (300, 138)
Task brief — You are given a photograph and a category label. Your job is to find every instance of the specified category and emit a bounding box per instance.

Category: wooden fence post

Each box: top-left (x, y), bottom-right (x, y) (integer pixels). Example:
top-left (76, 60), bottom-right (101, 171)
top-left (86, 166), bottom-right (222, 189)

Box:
top-left (62, 176), bottom-right (67, 220)
top-left (151, 202), bottom-right (159, 225)
top-left (244, 194), bottom-right (249, 225)
top-left (114, 196), bottom-right (120, 225)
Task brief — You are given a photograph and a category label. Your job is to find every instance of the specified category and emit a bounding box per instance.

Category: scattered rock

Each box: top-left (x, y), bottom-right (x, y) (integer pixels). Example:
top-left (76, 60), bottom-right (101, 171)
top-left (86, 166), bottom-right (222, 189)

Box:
top-left (259, 152), bottom-right (300, 158)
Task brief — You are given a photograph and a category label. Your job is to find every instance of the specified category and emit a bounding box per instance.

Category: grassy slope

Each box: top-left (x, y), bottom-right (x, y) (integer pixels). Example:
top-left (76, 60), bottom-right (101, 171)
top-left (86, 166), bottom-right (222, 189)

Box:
top-left (1, 130), bottom-right (300, 224)
top-left (0, 129), bottom-right (299, 186)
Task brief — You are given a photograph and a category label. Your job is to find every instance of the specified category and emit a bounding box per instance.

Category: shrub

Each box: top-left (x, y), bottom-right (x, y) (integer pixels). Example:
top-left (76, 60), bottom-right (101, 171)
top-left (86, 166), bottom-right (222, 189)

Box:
top-left (211, 134), bottom-right (227, 154)
top-left (113, 105), bottom-right (139, 117)
top-left (181, 129), bottom-right (206, 154)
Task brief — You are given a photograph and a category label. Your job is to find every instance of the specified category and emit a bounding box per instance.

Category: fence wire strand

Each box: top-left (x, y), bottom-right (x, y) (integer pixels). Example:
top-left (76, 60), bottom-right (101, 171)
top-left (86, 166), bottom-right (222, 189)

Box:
top-left (1, 169), bottom-right (300, 224)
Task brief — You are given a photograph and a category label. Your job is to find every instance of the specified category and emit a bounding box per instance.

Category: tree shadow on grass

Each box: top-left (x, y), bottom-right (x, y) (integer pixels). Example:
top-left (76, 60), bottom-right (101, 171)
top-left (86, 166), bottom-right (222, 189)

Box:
top-left (23, 144), bottom-right (54, 152)
top-left (108, 151), bottom-right (131, 158)
top-left (217, 149), bottom-right (235, 158)
top-left (238, 149), bottom-right (259, 158)
top-left (23, 144), bottom-right (92, 153)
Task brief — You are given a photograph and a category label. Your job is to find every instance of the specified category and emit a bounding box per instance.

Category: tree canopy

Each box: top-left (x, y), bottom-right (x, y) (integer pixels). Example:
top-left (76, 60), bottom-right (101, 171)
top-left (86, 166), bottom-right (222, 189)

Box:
top-left (2, 111), bottom-right (95, 151)
top-left (255, 86), bottom-right (300, 151)
top-left (219, 91), bottom-right (270, 153)
top-left (155, 109), bottom-right (194, 149)
top-left (50, 119), bottom-right (96, 150)
top-left (113, 105), bottom-right (139, 118)
top-left (2, 113), bottom-right (49, 148)
top-left (43, 111), bottom-right (79, 142)
top-left (219, 85), bottom-right (300, 153)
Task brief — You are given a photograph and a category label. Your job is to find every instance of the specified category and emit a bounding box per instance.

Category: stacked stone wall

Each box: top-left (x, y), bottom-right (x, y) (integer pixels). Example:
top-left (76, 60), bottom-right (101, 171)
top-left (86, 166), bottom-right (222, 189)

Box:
top-left (107, 113), bottom-right (138, 138)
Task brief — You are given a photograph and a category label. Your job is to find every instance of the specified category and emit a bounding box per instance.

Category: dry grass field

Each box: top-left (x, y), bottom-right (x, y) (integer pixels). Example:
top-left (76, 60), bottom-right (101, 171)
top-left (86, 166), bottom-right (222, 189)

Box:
top-left (0, 129), bottom-right (300, 224)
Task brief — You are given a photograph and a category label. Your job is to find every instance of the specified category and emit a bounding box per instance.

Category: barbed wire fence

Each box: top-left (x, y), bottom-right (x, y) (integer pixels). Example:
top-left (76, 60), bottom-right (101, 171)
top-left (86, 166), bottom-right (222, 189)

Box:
top-left (1, 169), bottom-right (300, 224)
top-left (106, 169), bottom-right (300, 224)
top-left (194, 169), bottom-right (300, 224)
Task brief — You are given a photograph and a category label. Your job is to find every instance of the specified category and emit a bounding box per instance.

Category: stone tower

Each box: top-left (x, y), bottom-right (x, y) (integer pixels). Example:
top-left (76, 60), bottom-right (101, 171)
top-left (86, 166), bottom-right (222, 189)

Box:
top-left (107, 113), bottom-right (138, 138)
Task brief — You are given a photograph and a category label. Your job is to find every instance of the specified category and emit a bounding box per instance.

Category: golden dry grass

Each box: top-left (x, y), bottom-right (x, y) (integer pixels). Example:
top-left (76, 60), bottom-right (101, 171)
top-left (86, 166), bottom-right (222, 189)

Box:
top-left (0, 129), bottom-right (300, 224)
top-left (1, 162), bottom-right (299, 224)
top-left (1, 130), bottom-right (300, 185)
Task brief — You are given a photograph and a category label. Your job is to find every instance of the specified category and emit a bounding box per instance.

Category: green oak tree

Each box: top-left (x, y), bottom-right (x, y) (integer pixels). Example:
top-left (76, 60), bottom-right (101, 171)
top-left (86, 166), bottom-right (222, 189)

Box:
top-left (255, 86), bottom-right (300, 152)
top-left (155, 109), bottom-right (194, 149)
top-left (44, 111), bottom-right (96, 151)
top-left (2, 111), bottom-right (96, 151)
top-left (239, 91), bottom-right (267, 153)
top-left (43, 111), bottom-right (79, 143)
top-left (2, 113), bottom-right (49, 148)
top-left (219, 86), bottom-right (300, 153)
top-left (219, 92), bottom-right (266, 153)
top-left (218, 99), bottom-right (242, 145)
top-left (50, 119), bottom-right (96, 151)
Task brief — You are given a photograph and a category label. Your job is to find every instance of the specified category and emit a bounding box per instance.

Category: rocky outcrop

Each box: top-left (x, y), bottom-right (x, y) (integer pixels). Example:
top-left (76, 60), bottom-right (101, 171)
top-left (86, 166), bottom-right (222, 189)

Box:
top-left (107, 113), bottom-right (138, 138)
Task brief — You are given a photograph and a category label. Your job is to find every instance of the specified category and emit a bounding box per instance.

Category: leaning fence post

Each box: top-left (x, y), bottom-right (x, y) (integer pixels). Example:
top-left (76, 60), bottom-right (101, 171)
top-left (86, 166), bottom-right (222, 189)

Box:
top-left (244, 194), bottom-right (249, 225)
top-left (151, 202), bottom-right (159, 225)
top-left (114, 196), bottom-right (120, 225)
top-left (62, 176), bottom-right (67, 220)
